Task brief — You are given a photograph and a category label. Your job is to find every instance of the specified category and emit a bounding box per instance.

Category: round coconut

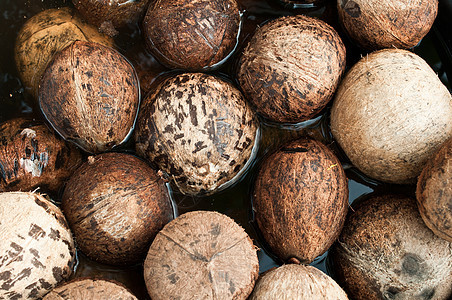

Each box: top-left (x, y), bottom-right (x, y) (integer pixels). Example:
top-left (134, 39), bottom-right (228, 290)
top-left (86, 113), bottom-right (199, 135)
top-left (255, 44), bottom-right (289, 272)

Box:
top-left (337, 0), bottom-right (438, 50)
top-left (249, 264), bottom-right (348, 299)
top-left (135, 73), bottom-right (258, 196)
top-left (237, 15), bottom-right (346, 124)
top-left (39, 40), bottom-right (140, 154)
top-left (417, 137), bottom-right (452, 242)
top-left (0, 118), bottom-right (83, 194)
top-left (0, 192), bottom-right (75, 299)
top-left (144, 210), bottom-right (259, 300)
top-left (15, 7), bottom-right (113, 97)
top-left (331, 194), bottom-right (452, 300)
top-left (330, 49), bottom-right (452, 184)
top-left (253, 138), bottom-right (348, 263)
top-left (61, 152), bottom-right (174, 265)
top-left (143, 0), bottom-right (241, 70)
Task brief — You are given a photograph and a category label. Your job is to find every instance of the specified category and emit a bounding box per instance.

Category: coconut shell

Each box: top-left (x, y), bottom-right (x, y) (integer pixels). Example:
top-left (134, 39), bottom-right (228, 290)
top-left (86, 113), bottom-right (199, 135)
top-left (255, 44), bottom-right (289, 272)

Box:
top-left (331, 49), bottom-right (452, 184)
top-left (253, 138), bottom-right (348, 263)
top-left (39, 40), bottom-right (140, 154)
top-left (237, 15), bottom-right (346, 124)
top-left (0, 118), bottom-right (83, 194)
top-left (0, 192), bottom-right (75, 299)
top-left (135, 73), bottom-right (258, 196)
top-left (143, 0), bottom-right (241, 70)
top-left (14, 7), bottom-right (113, 97)
top-left (417, 138), bottom-right (452, 242)
top-left (337, 0), bottom-right (438, 50)
top-left (61, 152), bottom-right (174, 265)
top-left (144, 210), bottom-right (259, 300)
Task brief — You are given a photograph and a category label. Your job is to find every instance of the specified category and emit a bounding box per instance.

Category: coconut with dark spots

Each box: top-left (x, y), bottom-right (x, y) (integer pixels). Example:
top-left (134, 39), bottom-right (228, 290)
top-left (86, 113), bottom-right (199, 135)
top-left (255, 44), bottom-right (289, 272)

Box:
top-left (144, 210), bottom-right (259, 300)
top-left (15, 7), bottom-right (113, 98)
top-left (142, 0), bottom-right (241, 70)
top-left (135, 73), bottom-right (258, 196)
top-left (331, 194), bottom-right (452, 300)
top-left (61, 152), bottom-right (174, 265)
top-left (337, 0), bottom-right (438, 50)
top-left (38, 40), bottom-right (140, 154)
top-left (253, 138), bottom-right (348, 264)
top-left (237, 15), bottom-right (346, 124)
top-left (0, 118), bottom-right (83, 194)
top-left (0, 192), bottom-right (76, 299)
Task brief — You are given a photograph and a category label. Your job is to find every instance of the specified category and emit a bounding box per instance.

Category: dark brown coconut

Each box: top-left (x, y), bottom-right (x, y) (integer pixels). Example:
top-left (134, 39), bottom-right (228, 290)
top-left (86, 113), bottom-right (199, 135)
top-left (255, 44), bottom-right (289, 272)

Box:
top-left (135, 73), bottom-right (258, 196)
top-left (417, 138), bottom-right (452, 242)
top-left (143, 0), bottom-right (241, 70)
top-left (61, 152), bottom-right (173, 265)
top-left (253, 138), bottom-right (348, 263)
top-left (337, 0), bottom-right (438, 50)
top-left (237, 15), bottom-right (346, 124)
top-left (331, 194), bottom-right (452, 300)
top-left (39, 40), bottom-right (140, 154)
top-left (144, 210), bottom-right (259, 300)
top-left (0, 118), bottom-right (83, 194)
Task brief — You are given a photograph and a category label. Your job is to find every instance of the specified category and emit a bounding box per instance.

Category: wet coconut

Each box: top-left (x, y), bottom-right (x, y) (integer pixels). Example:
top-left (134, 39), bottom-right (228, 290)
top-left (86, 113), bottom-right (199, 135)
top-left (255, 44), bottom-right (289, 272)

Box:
top-left (144, 210), bottom-right (259, 300)
top-left (0, 192), bottom-right (75, 299)
top-left (331, 194), bottom-right (452, 299)
top-left (143, 0), bottom-right (241, 70)
top-left (61, 152), bottom-right (174, 265)
top-left (237, 15), bottom-right (346, 124)
top-left (135, 73), bottom-right (258, 196)
top-left (253, 138), bottom-right (348, 263)
top-left (39, 40), bottom-right (140, 154)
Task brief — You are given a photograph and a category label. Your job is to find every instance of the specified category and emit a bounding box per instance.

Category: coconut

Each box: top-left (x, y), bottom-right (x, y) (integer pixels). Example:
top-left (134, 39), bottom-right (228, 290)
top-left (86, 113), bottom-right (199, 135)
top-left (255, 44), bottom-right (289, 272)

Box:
top-left (135, 73), bottom-right (258, 196)
top-left (142, 0), bottom-right (241, 70)
top-left (61, 152), bottom-right (174, 265)
top-left (417, 138), bottom-right (452, 242)
top-left (253, 138), bottom-right (348, 263)
top-left (0, 192), bottom-right (75, 299)
top-left (331, 194), bottom-right (452, 300)
top-left (38, 40), bottom-right (140, 154)
top-left (143, 210), bottom-right (259, 300)
top-left (237, 14), bottom-right (346, 124)
top-left (330, 49), bottom-right (452, 184)
top-left (15, 7), bottom-right (113, 97)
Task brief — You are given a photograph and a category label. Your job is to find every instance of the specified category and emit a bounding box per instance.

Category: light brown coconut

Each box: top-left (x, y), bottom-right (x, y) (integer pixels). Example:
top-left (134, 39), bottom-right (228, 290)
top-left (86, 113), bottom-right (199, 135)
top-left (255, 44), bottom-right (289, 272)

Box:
top-left (144, 210), bottom-right (259, 300)
top-left (39, 40), bottom-right (140, 154)
top-left (237, 15), bottom-right (346, 123)
top-left (250, 264), bottom-right (348, 299)
top-left (337, 0), bottom-right (438, 50)
top-left (15, 7), bottom-right (113, 97)
top-left (253, 138), bottom-right (348, 263)
top-left (417, 137), bottom-right (452, 242)
top-left (331, 194), bottom-right (452, 300)
top-left (61, 152), bottom-right (174, 265)
top-left (135, 73), bottom-right (258, 196)
top-left (0, 192), bottom-right (75, 299)
top-left (330, 49), bottom-right (452, 184)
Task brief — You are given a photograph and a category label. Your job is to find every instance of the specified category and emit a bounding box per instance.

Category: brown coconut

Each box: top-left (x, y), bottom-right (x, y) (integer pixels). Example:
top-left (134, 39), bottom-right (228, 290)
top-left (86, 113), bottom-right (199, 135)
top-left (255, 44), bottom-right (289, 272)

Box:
top-left (15, 7), bottom-right (113, 97)
top-left (250, 264), bottom-right (348, 299)
top-left (331, 194), bottom-right (452, 299)
top-left (237, 15), bottom-right (346, 123)
top-left (0, 192), bottom-right (75, 299)
top-left (144, 210), bottom-right (259, 300)
top-left (135, 73), bottom-right (258, 196)
top-left (39, 40), bottom-right (140, 154)
top-left (337, 0), bottom-right (438, 50)
top-left (0, 118), bottom-right (83, 194)
top-left (330, 49), bottom-right (452, 184)
top-left (253, 138), bottom-right (348, 263)
top-left (417, 137), bottom-right (452, 242)
top-left (61, 152), bottom-right (174, 265)
top-left (143, 0), bottom-right (241, 70)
